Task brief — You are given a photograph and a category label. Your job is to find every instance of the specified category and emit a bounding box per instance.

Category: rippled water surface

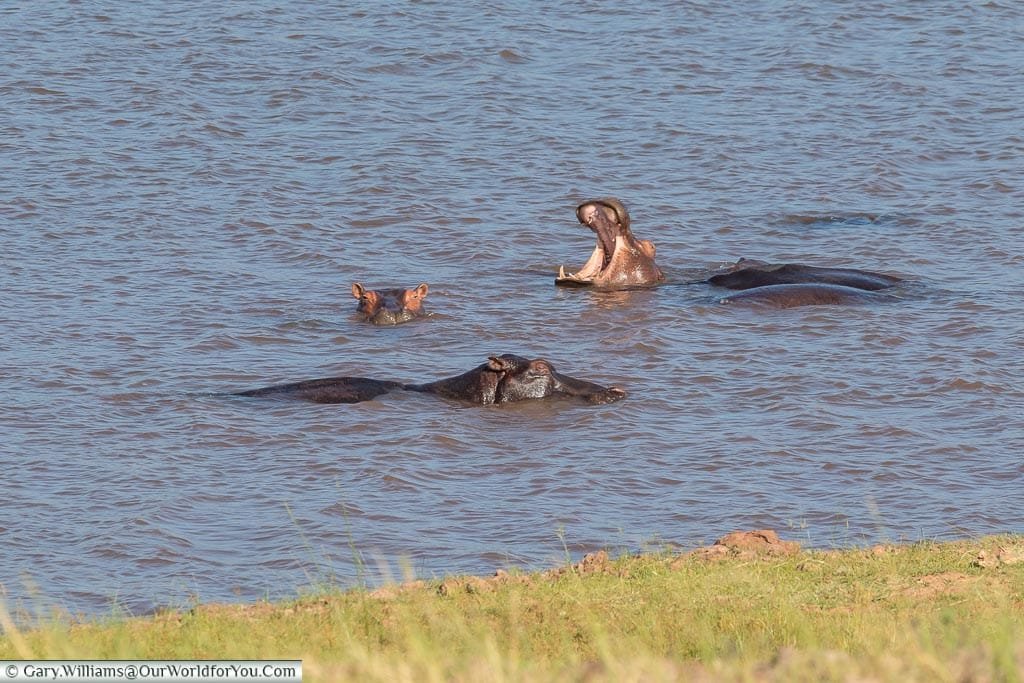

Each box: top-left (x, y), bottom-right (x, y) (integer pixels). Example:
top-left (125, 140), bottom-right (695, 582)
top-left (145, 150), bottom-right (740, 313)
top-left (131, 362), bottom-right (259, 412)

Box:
top-left (3, 1), bottom-right (1023, 617)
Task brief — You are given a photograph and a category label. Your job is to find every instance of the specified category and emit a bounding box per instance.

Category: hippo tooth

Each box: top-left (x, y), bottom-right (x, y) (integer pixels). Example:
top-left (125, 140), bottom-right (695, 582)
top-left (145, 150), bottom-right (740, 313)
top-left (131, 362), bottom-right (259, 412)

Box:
top-left (559, 265), bottom-right (567, 278)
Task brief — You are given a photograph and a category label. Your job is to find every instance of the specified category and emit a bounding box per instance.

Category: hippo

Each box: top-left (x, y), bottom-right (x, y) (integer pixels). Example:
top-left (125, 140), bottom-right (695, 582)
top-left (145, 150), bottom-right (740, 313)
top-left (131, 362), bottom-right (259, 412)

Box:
top-left (718, 283), bottom-right (898, 308)
top-left (555, 198), bottom-right (904, 307)
top-left (556, 197), bottom-right (664, 288)
top-left (351, 282), bottom-right (429, 325)
top-left (707, 259), bottom-right (902, 291)
top-left (232, 354), bottom-right (626, 405)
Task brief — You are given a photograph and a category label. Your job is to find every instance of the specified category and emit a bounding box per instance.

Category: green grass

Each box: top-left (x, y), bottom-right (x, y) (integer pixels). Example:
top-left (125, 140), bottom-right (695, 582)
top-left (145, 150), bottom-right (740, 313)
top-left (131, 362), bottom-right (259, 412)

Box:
top-left (3, 534), bottom-right (1024, 682)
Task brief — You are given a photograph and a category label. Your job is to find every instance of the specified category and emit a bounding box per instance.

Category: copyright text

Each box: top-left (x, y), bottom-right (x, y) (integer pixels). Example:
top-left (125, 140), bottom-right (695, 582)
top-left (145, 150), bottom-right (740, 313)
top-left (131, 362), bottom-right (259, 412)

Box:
top-left (1, 661), bottom-right (301, 683)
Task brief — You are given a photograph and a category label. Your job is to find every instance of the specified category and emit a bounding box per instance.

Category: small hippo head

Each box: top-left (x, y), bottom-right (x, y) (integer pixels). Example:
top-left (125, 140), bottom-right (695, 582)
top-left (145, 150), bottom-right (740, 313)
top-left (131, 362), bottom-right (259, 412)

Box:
top-left (351, 282), bottom-right (429, 325)
top-left (556, 198), bottom-right (664, 289)
top-left (490, 354), bottom-right (627, 405)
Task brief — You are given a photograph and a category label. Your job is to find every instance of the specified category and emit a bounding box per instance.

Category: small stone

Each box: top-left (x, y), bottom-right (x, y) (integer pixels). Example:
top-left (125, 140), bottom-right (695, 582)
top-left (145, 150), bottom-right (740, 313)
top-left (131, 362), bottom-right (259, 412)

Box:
top-left (972, 550), bottom-right (998, 569)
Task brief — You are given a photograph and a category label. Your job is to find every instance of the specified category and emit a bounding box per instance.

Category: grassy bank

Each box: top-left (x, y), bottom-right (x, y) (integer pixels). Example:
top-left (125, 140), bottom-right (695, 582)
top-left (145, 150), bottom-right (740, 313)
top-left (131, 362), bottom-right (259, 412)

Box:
top-left (3, 531), bottom-right (1023, 681)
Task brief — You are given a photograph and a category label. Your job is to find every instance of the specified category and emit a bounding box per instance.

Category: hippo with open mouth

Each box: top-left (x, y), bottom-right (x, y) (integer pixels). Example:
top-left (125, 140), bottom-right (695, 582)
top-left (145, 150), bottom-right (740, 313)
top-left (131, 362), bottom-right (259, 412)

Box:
top-left (556, 197), bottom-right (664, 288)
top-left (233, 354), bottom-right (626, 405)
top-left (352, 282), bottom-right (429, 325)
top-left (555, 197), bottom-right (905, 306)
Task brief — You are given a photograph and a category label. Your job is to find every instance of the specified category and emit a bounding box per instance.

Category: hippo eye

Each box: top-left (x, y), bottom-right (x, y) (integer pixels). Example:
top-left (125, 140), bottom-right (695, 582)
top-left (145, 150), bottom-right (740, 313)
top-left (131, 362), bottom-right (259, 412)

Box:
top-left (528, 361), bottom-right (552, 376)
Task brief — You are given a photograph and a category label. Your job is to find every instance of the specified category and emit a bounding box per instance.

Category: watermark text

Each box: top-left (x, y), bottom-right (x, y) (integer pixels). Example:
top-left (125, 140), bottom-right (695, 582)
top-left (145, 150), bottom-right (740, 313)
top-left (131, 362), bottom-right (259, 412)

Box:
top-left (2, 661), bottom-right (301, 683)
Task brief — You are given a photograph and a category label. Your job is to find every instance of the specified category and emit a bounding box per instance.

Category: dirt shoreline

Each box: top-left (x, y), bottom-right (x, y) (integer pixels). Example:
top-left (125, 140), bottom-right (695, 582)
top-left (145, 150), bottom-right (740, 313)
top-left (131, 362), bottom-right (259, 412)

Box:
top-left (187, 528), bottom-right (1024, 616)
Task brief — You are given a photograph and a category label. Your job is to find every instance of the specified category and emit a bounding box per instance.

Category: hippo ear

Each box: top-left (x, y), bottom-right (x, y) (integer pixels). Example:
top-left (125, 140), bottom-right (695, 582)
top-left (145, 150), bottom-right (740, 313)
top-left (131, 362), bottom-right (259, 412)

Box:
top-left (351, 283), bottom-right (366, 299)
top-left (486, 356), bottom-right (509, 371)
top-left (413, 283), bottom-right (429, 299)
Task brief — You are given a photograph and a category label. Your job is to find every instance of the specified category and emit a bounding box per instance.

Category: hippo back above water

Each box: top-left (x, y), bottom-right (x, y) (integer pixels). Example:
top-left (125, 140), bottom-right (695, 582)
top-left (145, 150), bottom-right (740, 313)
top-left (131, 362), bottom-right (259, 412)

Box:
top-left (707, 260), bottom-right (902, 291)
top-left (718, 283), bottom-right (900, 308)
top-left (234, 376), bottom-right (401, 403)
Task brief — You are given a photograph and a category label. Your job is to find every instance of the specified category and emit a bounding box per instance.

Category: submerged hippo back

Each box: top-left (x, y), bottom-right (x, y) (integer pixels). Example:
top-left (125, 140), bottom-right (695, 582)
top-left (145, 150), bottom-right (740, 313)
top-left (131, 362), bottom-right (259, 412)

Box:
top-left (719, 283), bottom-right (896, 308)
top-left (708, 263), bottom-right (901, 291)
top-left (234, 377), bottom-right (402, 404)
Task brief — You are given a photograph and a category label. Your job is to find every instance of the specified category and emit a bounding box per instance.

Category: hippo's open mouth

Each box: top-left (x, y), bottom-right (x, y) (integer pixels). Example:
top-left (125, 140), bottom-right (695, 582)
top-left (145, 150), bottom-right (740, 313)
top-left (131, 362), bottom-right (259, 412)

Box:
top-left (556, 201), bottom-right (622, 285)
top-left (555, 198), bottom-right (664, 288)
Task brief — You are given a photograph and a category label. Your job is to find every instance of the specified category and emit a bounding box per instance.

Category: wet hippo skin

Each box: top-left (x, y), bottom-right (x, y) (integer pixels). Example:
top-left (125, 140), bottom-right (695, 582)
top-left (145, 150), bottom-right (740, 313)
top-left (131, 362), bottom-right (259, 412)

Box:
top-left (352, 282), bottom-right (429, 325)
top-left (718, 283), bottom-right (899, 308)
top-left (707, 259), bottom-right (902, 291)
top-left (233, 377), bottom-right (402, 403)
top-left (233, 354), bottom-right (626, 405)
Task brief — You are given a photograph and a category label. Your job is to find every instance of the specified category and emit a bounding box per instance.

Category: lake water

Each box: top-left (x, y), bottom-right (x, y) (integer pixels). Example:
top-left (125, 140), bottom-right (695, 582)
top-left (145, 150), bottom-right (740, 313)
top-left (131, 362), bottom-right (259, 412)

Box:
top-left (2, 1), bottom-right (1023, 618)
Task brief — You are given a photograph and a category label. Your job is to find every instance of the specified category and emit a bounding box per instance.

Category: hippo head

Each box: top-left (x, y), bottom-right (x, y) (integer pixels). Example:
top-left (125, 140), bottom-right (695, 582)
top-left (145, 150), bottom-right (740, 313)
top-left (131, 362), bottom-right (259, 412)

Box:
top-left (490, 354), bottom-right (627, 405)
top-left (351, 282), bottom-right (429, 325)
top-left (406, 354), bottom-right (626, 405)
top-left (556, 198), bottom-right (664, 289)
